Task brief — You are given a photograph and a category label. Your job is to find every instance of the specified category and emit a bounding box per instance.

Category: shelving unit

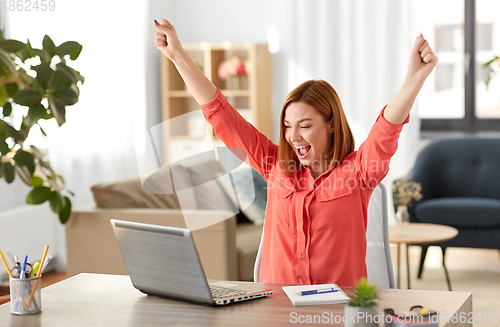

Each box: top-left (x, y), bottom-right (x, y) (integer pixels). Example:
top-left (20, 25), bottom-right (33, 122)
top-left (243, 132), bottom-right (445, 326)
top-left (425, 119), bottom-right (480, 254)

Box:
top-left (160, 43), bottom-right (273, 164)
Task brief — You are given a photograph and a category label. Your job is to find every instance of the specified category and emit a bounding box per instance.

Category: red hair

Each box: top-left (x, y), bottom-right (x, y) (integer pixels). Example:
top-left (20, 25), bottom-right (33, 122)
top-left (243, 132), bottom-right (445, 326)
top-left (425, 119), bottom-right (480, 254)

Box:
top-left (278, 80), bottom-right (355, 175)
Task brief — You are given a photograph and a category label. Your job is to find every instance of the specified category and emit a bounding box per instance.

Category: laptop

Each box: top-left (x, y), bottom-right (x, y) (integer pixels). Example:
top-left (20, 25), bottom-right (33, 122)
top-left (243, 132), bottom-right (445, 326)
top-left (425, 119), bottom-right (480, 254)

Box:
top-left (110, 219), bottom-right (273, 306)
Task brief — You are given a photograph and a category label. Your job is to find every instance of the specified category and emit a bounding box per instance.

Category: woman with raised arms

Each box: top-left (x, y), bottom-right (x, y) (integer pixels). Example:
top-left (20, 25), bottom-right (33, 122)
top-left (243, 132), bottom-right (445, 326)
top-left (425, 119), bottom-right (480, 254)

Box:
top-left (154, 19), bottom-right (437, 286)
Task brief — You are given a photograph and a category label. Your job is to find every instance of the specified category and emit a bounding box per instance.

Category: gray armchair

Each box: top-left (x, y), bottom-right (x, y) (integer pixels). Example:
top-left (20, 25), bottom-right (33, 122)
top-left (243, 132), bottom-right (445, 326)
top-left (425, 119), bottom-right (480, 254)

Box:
top-left (394, 138), bottom-right (500, 281)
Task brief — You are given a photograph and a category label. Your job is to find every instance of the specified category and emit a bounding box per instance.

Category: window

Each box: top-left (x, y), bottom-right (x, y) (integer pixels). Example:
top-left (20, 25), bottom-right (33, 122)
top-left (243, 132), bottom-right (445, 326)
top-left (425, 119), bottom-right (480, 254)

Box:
top-left (417, 0), bottom-right (500, 131)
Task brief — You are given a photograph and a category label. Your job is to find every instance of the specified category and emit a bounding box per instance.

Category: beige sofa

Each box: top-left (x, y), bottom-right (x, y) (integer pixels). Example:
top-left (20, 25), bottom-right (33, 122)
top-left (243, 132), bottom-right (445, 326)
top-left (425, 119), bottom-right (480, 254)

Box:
top-left (65, 160), bottom-right (264, 281)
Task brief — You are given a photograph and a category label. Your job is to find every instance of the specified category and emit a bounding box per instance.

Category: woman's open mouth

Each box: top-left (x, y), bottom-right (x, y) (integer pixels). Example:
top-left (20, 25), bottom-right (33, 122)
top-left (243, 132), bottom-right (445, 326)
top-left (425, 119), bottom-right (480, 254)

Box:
top-left (295, 145), bottom-right (312, 159)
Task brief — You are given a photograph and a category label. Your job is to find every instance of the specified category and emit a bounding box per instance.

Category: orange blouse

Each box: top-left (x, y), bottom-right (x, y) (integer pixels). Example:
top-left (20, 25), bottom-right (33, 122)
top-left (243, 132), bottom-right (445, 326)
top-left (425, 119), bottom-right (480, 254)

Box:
top-left (201, 89), bottom-right (409, 287)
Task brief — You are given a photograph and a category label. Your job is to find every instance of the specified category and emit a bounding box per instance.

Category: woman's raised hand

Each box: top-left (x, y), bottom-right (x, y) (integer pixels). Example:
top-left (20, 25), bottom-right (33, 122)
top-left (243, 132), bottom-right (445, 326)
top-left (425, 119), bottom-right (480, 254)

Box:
top-left (153, 18), bottom-right (216, 105)
top-left (383, 35), bottom-right (438, 124)
top-left (407, 34), bottom-right (438, 84)
top-left (154, 19), bottom-right (182, 61)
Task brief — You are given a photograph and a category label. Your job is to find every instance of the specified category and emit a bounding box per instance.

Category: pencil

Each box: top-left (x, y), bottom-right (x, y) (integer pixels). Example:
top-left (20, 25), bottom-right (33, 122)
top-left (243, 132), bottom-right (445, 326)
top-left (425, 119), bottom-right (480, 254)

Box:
top-left (0, 251), bottom-right (28, 309)
top-left (28, 245), bottom-right (49, 306)
top-left (0, 251), bottom-right (13, 278)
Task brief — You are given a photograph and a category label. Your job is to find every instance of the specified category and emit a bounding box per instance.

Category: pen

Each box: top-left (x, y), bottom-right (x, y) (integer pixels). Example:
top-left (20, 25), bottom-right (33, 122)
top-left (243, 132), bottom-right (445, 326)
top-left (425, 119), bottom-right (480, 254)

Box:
top-left (297, 288), bottom-right (339, 296)
top-left (20, 255), bottom-right (28, 279)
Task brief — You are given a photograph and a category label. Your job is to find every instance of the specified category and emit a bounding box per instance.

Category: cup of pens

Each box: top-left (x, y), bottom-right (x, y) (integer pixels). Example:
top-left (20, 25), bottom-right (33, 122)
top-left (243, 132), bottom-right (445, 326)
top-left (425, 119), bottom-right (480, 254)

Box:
top-left (1, 246), bottom-right (50, 315)
top-left (10, 275), bottom-right (42, 314)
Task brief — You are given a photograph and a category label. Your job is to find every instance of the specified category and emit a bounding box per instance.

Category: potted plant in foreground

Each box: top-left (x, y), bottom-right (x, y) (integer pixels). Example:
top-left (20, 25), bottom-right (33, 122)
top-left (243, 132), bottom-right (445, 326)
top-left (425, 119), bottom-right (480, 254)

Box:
top-left (0, 30), bottom-right (83, 223)
top-left (344, 278), bottom-right (379, 327)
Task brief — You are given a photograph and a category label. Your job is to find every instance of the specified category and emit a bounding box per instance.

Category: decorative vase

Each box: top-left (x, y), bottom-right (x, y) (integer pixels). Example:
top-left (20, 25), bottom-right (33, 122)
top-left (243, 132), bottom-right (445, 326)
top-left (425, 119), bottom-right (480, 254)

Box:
top-left (396, 205), bottom-right (410, 235)
top-left (344, 305), bottom-right (379, 327)
top-left (230, 75), bottom-right (241, 90)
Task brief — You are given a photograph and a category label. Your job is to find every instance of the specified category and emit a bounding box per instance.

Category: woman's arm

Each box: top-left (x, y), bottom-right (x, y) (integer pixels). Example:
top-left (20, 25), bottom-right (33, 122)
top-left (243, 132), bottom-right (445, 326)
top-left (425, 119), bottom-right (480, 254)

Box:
top-left (154, 19), bottom-right (217, 105)
top-left (154, 19), bottom-right (278, 179)
top-left (383, 34), bottom-right (438, 124)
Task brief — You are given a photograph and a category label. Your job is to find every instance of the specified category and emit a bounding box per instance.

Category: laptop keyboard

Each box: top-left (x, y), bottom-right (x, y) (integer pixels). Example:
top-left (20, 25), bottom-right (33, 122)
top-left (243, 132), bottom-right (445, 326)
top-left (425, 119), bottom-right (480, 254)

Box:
top-left (210, 286), bottom-right (248, 299)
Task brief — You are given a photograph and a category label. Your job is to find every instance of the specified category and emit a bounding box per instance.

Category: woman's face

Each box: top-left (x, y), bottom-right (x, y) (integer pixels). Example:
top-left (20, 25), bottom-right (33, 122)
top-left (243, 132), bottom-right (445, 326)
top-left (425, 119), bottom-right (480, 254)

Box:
top-left (284, 101), bottom-right (334, 175)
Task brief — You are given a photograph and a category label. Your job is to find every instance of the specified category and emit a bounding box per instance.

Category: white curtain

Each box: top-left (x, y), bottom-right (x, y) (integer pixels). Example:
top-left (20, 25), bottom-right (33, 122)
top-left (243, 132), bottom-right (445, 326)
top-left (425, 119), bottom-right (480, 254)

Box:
top-left (267, 0), bottom-right (421, 221)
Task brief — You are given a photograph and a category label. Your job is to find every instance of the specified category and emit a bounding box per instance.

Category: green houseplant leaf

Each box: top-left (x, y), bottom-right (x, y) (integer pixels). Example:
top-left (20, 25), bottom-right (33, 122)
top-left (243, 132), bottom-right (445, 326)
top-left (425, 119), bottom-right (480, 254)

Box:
top-left (42, 35), bottom-right (56, 57)
top-left (0, 50), bottom-right (17, 76)
top-left (34, 63), bottom-right (54, 90)
top-left (15, 165), bottom-right (32, 185)
top-left (26, 186), bottom-right (52, 204)
top-left (49, 191), bottom-right (64, 213)
top-left (2, 162), bottom-right (15, 183)
top-left (12, 89), bottom-right (43, 107)
top-left (58, 196), bottom-right (72, 224)
top-left (53, 86), bottom-right (78, 105)
top-left (2, 102), bottom-right (12, 116)
top-left (0, 139), bottom-right (9, 154)
top-left (13, 150), bottom-right (35, 174)
top-left (24, 104), bottom-right (47, 126)
top-left (56, 41), bottom-right (83, 60)
top-left (49, 70), bottom-right (69, 91)
top-left (31, 176), bottom-right (44, 187)
top-left (17, 40), bottom-right (36, 62)
top-left (0, 39), bottom-right (26, 53)
top-left (48, 96), bottom-right (66, 126)
top-left (56, 62), bottom-right (78, 84)
top-left (4, 83), bottom-right (19, 98)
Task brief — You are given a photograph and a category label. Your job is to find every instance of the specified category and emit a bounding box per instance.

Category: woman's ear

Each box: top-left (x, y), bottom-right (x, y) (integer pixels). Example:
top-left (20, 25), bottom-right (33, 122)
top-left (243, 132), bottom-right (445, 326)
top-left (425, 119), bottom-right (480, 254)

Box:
top-left (328, 118), bottom-right (335, 134)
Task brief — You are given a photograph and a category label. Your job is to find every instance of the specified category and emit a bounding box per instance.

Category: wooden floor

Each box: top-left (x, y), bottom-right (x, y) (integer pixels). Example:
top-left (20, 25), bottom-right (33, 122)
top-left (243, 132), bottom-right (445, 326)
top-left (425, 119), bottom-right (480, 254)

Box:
top-left (390, 245), bottom-right (500, 272)
top-left (41, 271), bottom-right (68, 288)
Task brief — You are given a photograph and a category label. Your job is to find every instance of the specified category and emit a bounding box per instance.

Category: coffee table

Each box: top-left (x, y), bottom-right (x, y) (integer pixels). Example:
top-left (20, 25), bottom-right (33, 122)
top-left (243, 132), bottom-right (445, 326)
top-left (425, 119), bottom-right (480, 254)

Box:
top-left (389, 223), bottom-right (458, 290)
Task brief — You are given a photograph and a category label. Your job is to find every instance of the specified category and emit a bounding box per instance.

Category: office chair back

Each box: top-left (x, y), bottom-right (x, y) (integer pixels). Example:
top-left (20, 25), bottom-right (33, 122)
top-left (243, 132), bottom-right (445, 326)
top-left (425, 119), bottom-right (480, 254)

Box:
top-left (254, 182), bottom-right (395, 289)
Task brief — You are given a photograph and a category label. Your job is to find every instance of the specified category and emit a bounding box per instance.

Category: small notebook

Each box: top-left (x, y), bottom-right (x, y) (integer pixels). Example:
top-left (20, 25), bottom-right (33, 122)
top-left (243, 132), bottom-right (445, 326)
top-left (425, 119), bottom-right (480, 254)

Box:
top-left (282, 284), bottom-right (350, 306)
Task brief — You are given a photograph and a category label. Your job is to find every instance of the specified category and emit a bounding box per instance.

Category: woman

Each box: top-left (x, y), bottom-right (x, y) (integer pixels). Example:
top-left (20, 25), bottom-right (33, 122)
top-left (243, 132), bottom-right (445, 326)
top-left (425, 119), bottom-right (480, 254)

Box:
top-left (154, 19), bottom-right (437, 287)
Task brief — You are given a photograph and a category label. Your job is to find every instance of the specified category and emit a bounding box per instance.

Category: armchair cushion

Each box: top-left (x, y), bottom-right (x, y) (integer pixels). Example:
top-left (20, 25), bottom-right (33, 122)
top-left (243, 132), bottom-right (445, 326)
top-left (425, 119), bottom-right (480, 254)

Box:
top-left (414, 198), bottom-right (500, 229)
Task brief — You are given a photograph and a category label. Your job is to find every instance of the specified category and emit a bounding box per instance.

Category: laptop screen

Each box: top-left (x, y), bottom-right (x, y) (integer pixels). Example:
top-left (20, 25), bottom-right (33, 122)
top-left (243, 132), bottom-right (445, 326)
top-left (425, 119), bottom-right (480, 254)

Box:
top-left (111, 220), bottom-right (214, 304)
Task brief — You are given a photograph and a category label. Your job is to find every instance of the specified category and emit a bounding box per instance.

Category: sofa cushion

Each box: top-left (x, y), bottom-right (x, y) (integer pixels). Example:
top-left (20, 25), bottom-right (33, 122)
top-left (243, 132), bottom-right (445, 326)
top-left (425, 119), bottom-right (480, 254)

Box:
top-left (216, 166), bottom-right (268, 225)
top-left (186, 160), bottom-right (238, 213)
top-left (414, 197), bottom-right (500, 228)
top-left (91, 177), bottom-right (182, 209)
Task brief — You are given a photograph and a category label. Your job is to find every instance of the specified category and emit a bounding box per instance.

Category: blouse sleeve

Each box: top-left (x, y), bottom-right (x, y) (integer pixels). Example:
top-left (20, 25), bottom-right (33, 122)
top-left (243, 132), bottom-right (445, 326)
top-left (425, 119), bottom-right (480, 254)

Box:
top-left (355, 106), bottom-right (409, 188)
top-left (200, 88), bottom-right (278, 179)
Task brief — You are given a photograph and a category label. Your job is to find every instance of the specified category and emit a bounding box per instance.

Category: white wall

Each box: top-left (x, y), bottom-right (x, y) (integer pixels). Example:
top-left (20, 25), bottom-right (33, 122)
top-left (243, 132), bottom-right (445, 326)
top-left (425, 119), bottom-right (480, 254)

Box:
top-left (0, 180), bottom-right (31, 211)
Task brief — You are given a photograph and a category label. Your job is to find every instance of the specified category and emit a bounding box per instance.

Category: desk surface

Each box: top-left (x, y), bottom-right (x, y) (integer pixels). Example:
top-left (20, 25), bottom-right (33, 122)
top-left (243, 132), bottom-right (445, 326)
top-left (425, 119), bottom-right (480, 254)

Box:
top-left (389, 223), bottom-right (459, 244)
top-left (0, 273), bottom-right (471, 327)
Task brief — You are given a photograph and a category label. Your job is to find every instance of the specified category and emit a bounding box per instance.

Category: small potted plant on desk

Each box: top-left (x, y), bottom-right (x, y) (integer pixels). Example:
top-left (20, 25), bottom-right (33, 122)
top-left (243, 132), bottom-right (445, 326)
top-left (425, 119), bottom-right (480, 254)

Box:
top-left (344, 278), bottom-right (379, 327)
